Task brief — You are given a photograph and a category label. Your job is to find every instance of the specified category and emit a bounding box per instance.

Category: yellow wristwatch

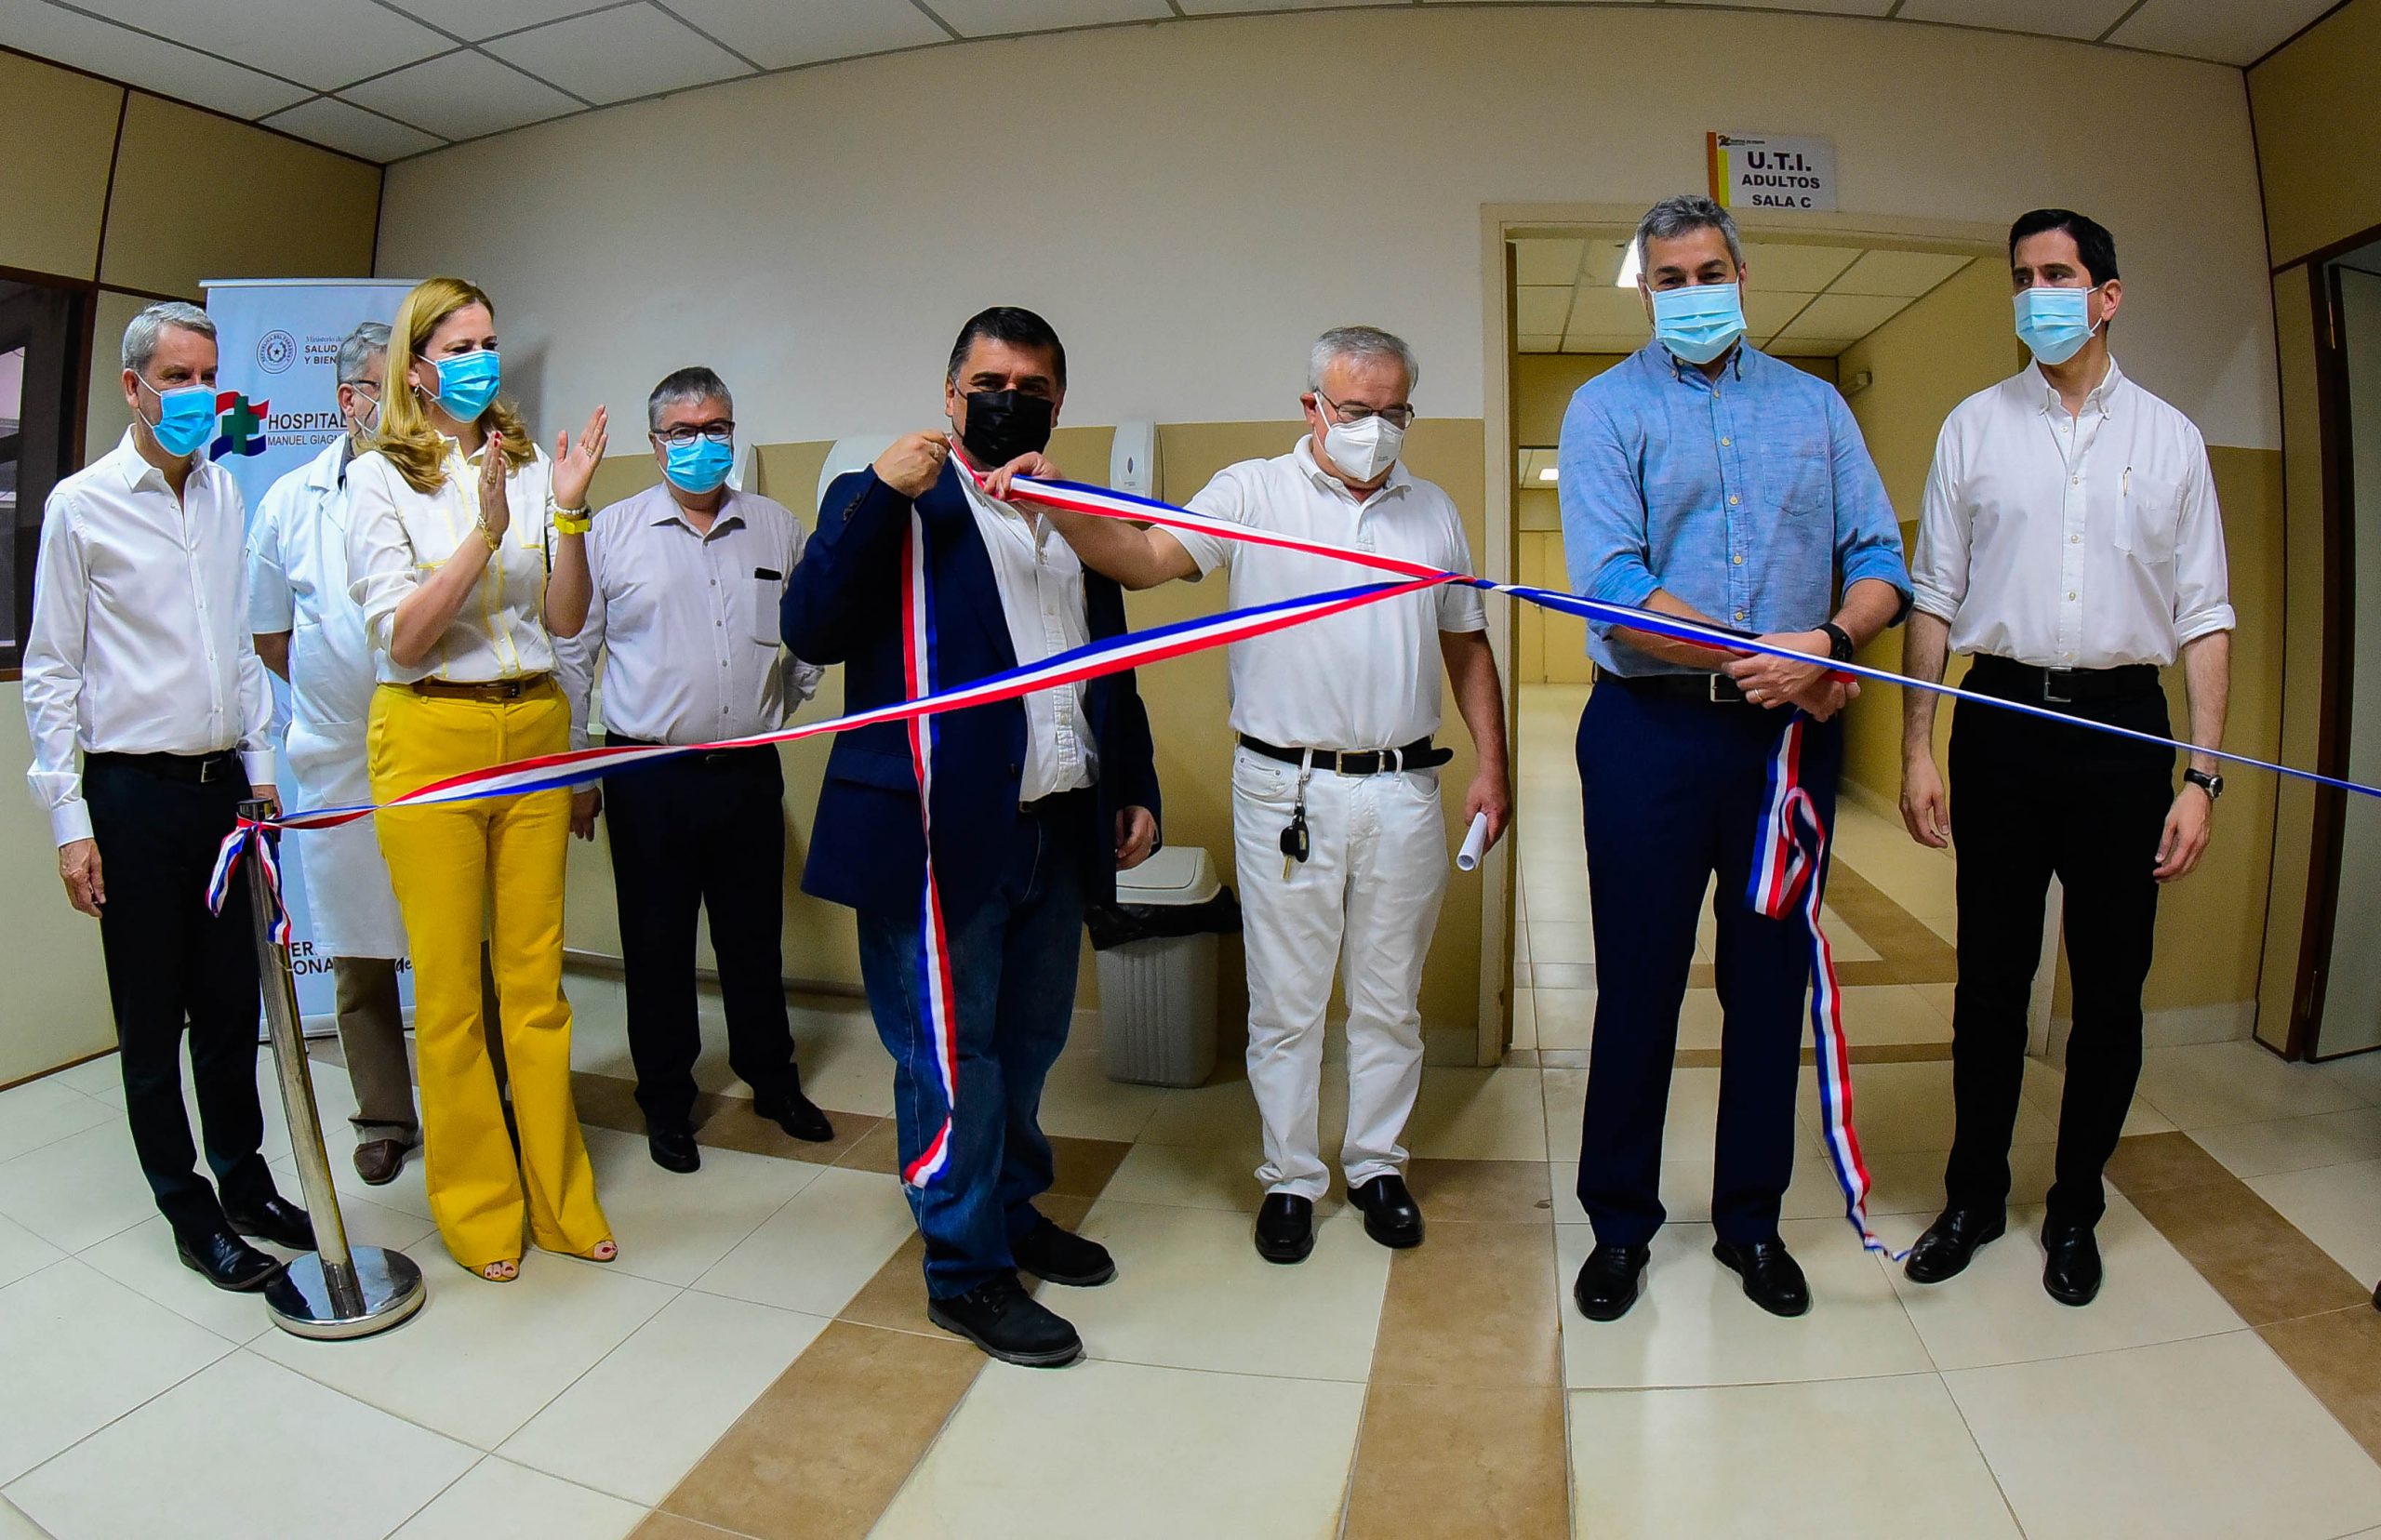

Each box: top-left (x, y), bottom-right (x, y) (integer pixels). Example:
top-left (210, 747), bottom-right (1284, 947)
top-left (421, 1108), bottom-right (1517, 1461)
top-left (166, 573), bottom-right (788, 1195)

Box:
top-left (552, 506), bottom-right (592, 536)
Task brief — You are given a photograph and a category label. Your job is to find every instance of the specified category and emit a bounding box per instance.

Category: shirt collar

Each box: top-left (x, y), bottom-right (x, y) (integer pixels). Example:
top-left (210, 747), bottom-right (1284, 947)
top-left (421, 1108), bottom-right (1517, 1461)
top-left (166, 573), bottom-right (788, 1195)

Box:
top-left (1294, 433), bottom-right (1411, 503)
top-left (650, 485), bottom-right (745, 535)
top-left (2033, 354), bottom-right (2127, 418)
top-left (1653, 339), bottom-right (1748, 388)
top-left (112, 427), bottom-right (206, 494)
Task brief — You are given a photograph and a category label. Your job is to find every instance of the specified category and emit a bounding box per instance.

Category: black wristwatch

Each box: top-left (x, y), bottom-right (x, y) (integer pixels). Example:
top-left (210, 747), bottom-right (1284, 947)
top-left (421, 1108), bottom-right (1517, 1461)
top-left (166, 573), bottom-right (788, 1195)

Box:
top-left (2184, 768), bottom-right (2224, 802)
top-left (1818, 622), bottom-right (1856, 663)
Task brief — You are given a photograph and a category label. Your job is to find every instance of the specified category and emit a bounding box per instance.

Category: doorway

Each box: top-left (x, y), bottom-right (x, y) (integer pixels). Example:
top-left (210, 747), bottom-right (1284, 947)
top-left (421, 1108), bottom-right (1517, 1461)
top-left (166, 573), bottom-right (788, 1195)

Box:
top-left (1482, 210), bottom-right (2011, 1066)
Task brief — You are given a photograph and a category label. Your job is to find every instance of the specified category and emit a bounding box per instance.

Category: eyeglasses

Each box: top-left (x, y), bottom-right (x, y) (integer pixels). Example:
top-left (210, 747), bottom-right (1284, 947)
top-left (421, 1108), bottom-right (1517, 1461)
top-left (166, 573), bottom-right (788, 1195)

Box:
top-left (652, 423), bottom-right (735, 447)
top-left (1315, 392), bottom-right (1416, 431)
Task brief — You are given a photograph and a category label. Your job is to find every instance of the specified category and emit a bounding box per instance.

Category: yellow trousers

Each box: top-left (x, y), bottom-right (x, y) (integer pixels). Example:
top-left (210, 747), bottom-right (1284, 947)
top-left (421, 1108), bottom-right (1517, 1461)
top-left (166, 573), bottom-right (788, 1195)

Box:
top-left (368, 680), bottom-right (609, 1268)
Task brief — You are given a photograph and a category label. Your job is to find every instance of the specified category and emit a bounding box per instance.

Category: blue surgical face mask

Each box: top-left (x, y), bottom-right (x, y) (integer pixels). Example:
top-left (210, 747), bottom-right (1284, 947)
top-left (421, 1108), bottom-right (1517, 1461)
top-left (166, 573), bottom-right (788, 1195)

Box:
top-left (662, 434), bottom-right (734, 495)
top-left (140, 378), bottom-right (218, 458)
top-left (1651, 281), bottom-right (1747, 366)
top-left (425, 349), bottom-right (501, 420)
top-left (2014, 285), bottom-right (2101, 366)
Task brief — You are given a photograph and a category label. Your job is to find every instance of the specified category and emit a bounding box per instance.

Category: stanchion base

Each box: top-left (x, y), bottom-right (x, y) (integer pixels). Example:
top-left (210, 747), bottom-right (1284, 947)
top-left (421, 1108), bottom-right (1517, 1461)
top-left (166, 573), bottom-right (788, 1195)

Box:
top-left (266, 1247), bottom-right (426, 1341)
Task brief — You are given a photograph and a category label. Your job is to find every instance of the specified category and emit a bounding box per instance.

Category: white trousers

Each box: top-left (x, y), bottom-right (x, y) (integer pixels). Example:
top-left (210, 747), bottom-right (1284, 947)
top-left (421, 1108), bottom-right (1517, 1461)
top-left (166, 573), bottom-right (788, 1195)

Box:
top-left (1232, 745), bottom-right (1448, 1200)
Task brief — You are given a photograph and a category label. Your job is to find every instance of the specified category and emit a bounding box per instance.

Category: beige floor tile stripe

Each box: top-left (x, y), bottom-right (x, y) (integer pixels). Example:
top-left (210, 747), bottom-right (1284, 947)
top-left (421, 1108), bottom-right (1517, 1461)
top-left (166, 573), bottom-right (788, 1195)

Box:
top-left (632, 1133), bottom-right (1131, 1540)
top-left (1340, 1160), bottom-right (1572, 1539)
top-left (2108, 1129), bottom-right (2381, 1463)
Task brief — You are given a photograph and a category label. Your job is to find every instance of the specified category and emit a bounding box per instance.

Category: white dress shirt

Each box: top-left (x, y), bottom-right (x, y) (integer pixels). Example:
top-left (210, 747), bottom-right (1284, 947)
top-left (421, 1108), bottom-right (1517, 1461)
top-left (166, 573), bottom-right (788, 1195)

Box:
top-left (344, 437), bottom-right (562, 684)
top-left (958, 472), bottom-right (1096, 801)
top-left (554, 483), bottom-right (822, 748)
top-left (22, 430), bottom-right (273, 846)
top-left (246, 435), bottom-right (408, 958)
top-left (1170, 437), bottom-right (1487, 749)
top-left (1912, 357), bottom-right (2235, 669)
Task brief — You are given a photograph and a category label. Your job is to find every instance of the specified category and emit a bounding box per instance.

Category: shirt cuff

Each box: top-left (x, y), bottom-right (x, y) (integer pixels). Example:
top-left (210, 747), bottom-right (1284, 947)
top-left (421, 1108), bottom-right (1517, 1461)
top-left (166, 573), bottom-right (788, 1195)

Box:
top-left (242, 750), bottom-right (277, 790)
top-left (1584, 569), bottom-right (1661, 638)
top-left (50, 798), bottom-right (93, 847)
top-left (2175, 604), bottom-right (2237, 646)
top-left (1909, 579), bottom-right (1959, 625)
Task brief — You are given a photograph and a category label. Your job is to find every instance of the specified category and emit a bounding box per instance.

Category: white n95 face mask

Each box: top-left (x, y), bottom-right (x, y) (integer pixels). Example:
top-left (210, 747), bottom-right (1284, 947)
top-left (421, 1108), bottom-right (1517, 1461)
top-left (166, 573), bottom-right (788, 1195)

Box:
top-left (1323, 411), bottom-right (1403, 484)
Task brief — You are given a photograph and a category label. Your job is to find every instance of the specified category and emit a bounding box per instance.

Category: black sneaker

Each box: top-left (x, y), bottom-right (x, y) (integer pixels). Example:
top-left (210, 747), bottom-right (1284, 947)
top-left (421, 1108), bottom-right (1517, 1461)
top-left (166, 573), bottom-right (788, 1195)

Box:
top-left (1013, 1215), bottom-right (1115, 1286)
top-left (927, 1273), bottom-right (1084, 1367)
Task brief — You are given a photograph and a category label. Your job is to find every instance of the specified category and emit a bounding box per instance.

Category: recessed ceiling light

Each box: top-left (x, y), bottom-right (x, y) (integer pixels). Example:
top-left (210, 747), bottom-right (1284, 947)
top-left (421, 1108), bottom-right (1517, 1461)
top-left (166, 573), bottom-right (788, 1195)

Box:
top-left (1537, 467), bottom-right (1559, 483)
top-left (1615, 243), bottom-right (1641, 289)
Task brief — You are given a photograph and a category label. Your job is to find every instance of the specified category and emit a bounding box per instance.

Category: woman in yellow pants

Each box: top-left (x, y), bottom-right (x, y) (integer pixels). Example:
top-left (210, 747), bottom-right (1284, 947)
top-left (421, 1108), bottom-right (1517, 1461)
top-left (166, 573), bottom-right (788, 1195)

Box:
top-left (346, 275), bottom-right (614, 1281)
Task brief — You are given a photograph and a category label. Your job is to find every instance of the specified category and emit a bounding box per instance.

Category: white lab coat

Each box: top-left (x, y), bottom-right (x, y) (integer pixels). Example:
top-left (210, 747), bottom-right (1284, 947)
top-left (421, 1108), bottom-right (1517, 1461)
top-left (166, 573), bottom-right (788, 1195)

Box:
top-left (246, 438), bottom-right (408, 959)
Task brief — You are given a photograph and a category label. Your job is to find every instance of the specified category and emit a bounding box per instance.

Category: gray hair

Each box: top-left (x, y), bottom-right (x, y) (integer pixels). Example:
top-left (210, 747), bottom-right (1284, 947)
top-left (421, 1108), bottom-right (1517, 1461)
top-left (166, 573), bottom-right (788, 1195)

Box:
top-left (121, 300), bottom-right (215, 376)
top-left (1633, 193), bottom-right (1744, 275)
top-left (1308, 325), bottom-right (1419, 395)
top-left (336, 321), bottom-right (390, 385)
top-left (648, 365), bottom-right (733, 431)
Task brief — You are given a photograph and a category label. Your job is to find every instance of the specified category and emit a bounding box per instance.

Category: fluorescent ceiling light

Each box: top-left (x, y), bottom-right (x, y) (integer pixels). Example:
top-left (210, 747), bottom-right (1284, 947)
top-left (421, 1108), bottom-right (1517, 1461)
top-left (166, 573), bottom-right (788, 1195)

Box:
top-left (1615, 242), bottom-right (1641, 289)
top-left (1537, 466), bottom-right (1559, 483)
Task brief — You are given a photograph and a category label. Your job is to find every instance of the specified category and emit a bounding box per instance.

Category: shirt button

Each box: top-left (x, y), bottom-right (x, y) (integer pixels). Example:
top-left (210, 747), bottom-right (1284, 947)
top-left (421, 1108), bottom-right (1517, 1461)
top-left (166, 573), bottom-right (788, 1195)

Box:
top-left (2071, 476), bottom-right (2081, 485)
top-left (2068, 591), bottom-right (2078, 601)
top-left (2070, 534), bottom-right (2082, 544)
top-left (1727, 495), bottom-right (1740, 507)
top-left (1720, 436), bottom-right (1732, 446)
top-left (1734, 609), bottom-right (1746, 621)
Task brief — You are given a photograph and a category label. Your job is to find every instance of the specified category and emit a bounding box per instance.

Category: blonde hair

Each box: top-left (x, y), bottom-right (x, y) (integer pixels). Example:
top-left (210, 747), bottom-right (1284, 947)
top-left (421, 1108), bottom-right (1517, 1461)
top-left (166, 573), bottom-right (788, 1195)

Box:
top-left (376, 276), bottom-right (534, 495)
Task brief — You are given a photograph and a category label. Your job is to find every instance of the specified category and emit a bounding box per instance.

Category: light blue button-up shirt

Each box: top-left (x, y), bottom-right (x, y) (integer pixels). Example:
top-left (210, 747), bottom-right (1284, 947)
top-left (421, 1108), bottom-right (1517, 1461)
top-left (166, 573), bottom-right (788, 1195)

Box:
top-left (1558, 342), bottom-right (1909, 676)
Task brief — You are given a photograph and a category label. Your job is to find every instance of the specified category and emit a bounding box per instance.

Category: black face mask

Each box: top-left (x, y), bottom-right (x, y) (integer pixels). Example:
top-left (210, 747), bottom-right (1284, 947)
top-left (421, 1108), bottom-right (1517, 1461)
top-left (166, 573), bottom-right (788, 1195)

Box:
top-left (958, 389), bottom-right (1055, 468)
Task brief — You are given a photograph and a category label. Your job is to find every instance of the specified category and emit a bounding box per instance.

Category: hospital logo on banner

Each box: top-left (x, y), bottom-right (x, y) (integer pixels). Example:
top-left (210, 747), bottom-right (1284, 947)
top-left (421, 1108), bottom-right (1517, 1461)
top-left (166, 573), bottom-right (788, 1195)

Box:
top-left (256, 328), bottom-right (299, 373)
top-left (209, 392), bottom-right (272, 461)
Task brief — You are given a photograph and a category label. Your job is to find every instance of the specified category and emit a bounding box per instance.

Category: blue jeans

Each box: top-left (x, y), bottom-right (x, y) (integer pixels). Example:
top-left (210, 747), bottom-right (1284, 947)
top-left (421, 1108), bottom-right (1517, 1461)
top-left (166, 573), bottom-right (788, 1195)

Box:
top-left (1573, 684), bottom-right (1841, 1246)
top-left (857, 792), bottom-right (1089, 1297)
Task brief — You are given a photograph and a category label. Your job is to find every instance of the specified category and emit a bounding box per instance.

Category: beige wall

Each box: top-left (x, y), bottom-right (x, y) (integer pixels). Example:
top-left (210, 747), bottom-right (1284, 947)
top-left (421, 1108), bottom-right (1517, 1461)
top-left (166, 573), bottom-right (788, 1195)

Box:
top-left (559, 419), bottom-right (1491, 1050)
top-left (0, 51), bottom-right (382, 1084)
top-left (2249, 0), bottom-right (2381, 269)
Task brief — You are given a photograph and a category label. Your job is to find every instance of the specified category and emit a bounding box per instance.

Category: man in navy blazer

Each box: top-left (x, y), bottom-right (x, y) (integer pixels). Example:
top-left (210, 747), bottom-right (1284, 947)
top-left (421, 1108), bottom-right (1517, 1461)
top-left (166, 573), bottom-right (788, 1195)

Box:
top-left (783, 307), bottom-right (1161, 1368)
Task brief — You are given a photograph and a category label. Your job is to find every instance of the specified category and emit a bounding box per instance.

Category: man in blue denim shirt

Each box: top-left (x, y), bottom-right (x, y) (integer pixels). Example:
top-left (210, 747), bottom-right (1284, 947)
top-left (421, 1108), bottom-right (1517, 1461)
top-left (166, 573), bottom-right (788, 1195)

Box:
top-left (1558, 195), bottom-right (1909, 1324)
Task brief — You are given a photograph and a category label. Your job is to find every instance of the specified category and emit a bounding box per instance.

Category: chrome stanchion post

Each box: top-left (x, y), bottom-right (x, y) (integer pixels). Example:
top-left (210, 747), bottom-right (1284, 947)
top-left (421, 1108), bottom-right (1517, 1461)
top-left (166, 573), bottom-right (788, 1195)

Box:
top-left (241, 799), bottom-right (425, 1339)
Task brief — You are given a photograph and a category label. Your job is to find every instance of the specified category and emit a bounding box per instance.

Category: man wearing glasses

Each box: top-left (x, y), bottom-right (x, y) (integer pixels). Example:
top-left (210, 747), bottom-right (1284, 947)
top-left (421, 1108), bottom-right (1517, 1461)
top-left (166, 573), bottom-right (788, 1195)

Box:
top-left (556, 366), bottom-right (833, 1172)
top-left (1021, 325), bottom-right (1510, 1264)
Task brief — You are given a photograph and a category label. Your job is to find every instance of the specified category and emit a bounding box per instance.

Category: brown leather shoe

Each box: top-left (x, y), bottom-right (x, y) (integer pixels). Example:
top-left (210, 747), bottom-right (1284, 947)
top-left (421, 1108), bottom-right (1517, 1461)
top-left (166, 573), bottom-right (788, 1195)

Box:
top-left (354, 1139), bottom-right (409, 1186)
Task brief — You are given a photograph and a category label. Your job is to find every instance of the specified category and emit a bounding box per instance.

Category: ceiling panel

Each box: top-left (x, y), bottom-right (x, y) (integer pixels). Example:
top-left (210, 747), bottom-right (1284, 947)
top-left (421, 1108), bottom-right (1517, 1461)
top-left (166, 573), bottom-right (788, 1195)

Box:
top-left (1580, 238), bottom-right (1634, 286)
top-left (1564, 334), bottom-right (1644, 355)
top-left (2107, 0), bottom-right (2338, 65)
top-left (931, 0), bottom-right (1173, 36)
top-left (1666, 0), bottom-right (1894, 13)
top-left (67, 0), bottom-right (452, 90)
top-left (664, 0), bottom-right (949, 67)
top-left (341, 48), bottom-right (582, 139)
top-left (1176, 0), bottom-right (1377, 11)
top-left (1563, 286), bottom-right (1649, 343)
top-left (260, 94), bottom-right (447, 160)
top-left (0, 0), bottom-right (313, 117)
top-left (380, 0), bottom-right (622, 43)
top-left (1746, 290), bottom-right (1815, 338)
top-left (1895, 0), bottom-right (2136, 44)
top-left (1736, 242), bottom-right (1862, 290)
top-left (1829, 249), bottom-right (1972, 298)
top-left (1515, 286), bottom-right (1575, 335)
top-left (486, 3), bottom-right (752, 105)
top-left (1511, 238), bottom-right (1584, 287)
top-left (1774, 291), bottom-right (1913, 342)
top-left (1516, 334), bottom-right (1565, 353)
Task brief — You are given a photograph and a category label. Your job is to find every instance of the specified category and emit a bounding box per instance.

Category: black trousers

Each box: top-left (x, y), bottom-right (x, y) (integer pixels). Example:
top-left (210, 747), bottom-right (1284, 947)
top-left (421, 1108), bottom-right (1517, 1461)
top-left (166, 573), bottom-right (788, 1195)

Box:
top-left (84, 755), bottom-right (279, 1240)
top-left (1944, 665), bottom-right (2174, 1227)
top-left (1574, 684), bottom-right (1841, 1246)
top-left (601, 744), bottom-right (798, 1127)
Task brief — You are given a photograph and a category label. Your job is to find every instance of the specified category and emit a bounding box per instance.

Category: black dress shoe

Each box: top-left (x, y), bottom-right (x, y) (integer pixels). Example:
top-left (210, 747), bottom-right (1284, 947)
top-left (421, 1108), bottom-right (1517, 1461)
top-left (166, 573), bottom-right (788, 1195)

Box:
top-left (176, 1228), bottom-right (281, 1292)
top-left (2042, 1219), bottom-right (2103, 1307)
top-left (223, 1195), bottom-right (316, 1252)
top-left (647, 1122), bottom-right (701, 1174)
top-left (1348, 1174), bottom-right (1424, 1249)
top-left (753, 1083), bottom-right (834, 1144)
top-left (1254, 1193), bottom-right (1314, 1264)
top-left (1572, 1242), bottom-right (1651, 1322)
top-left (1904, 1206), bottom-right (2006, 1285)
top-left (1013, 1215), bottom-right (1115, 1286)
top-left (927, 1272), bottom-right (1084, 1367)
top-left (1713, 1238), bottom-right (1812, 1318)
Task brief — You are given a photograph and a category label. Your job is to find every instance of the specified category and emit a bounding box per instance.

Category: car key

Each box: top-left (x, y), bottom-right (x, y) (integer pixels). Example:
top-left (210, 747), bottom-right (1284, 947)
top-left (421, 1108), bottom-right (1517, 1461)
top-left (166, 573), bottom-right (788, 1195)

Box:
top-left (1279, 803), bottom-right (1309, 879)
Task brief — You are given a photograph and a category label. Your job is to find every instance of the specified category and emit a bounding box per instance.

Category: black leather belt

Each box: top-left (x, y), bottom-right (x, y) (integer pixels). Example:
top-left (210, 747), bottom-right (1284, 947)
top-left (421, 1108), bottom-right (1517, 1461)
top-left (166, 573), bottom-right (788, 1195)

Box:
top-left (602, 733), bottom-right (765, 767)
top-left (1603, 670), bottom-right (1762, 707)
top-left (1238, 734), bottom-right (1452, 775)
top-left (86, 750), bottom-right (243, 784)
top-left (1966, 655), bottom-right (2161, 707)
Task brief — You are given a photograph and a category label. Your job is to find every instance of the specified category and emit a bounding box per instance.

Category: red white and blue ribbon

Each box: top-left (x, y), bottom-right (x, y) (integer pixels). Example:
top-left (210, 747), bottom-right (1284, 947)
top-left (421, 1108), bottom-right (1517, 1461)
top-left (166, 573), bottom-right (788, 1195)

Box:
top-left (899, 509), bottom-right (961, 1187)
top-left (212, 458), bottom-right (2381, 1206)
top-left (206, 816), bottom-right (292, 948)
top-left (1749, 716), bottom-right (1896, 1258)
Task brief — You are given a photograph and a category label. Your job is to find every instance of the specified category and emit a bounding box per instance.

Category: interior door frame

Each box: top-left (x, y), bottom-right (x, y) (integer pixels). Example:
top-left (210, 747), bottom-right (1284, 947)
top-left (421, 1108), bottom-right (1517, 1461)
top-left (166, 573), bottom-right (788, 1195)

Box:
top-left (1472, 203), bottom-right (2007, 1064)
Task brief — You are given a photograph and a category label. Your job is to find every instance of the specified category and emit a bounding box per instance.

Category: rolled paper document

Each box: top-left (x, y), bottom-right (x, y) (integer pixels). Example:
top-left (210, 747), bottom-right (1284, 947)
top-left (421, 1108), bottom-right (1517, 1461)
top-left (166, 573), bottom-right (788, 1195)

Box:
top-left (1456, 810), bottom-right (1491, 871)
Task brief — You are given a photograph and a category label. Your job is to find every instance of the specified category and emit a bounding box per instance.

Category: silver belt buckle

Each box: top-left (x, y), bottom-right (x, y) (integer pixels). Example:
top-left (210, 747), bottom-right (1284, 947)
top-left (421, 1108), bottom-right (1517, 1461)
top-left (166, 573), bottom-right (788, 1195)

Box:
top-left (2042, 670), bottom-right (2075, 705)
top-left (198, 755), bottom-right (224, 783)
top-left (1708, 673), bottom-right (1743, 704)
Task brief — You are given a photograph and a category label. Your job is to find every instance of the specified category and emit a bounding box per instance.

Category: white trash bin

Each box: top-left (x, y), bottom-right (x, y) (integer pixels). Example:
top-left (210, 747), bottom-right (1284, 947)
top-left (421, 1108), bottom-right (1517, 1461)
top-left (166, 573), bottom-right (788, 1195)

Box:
top-left (1096, 846), bottom-right (1224, 1088)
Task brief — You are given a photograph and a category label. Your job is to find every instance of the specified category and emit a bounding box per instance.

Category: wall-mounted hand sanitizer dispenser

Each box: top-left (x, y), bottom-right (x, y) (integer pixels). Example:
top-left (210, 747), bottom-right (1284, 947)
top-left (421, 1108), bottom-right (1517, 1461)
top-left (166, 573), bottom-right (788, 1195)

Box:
top-left (1110, 419), bottom-right (1160, 498)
